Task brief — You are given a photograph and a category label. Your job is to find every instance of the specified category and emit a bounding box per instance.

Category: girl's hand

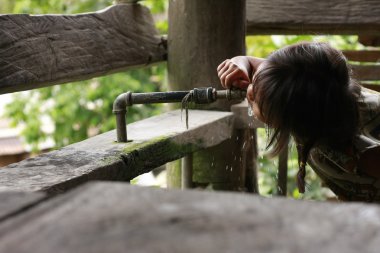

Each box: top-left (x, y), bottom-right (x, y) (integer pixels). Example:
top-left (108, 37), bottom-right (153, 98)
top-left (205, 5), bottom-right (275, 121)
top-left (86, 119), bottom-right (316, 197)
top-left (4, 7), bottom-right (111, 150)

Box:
top-left (217, 58), bottom-right (251, 89)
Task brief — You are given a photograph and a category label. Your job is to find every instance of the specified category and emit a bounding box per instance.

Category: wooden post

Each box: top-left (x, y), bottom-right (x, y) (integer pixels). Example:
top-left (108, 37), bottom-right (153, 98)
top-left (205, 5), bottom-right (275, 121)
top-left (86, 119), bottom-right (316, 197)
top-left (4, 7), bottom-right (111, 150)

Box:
top-left (167, 0), bottom-right (249, 191)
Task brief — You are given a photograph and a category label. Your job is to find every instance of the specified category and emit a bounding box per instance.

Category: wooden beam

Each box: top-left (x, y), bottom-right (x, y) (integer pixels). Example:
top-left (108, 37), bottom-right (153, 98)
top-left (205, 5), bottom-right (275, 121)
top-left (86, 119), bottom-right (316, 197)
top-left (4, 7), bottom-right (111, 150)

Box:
top-left (0, 4), bottom-right (166, 94)
top-left (358, 35), bottom-right (380, 47)
top-left (343, 50), bottom-right (380, 63)
top-left (0, 110), bottom-right (233, 194)
top-left (247, 0), bottom-right (380, 35)
top-left (351, 65), bottom-right (380, 81)
top-left (361, 83), bottom-right (380, 92)
top-left (167, 0), bottom-right (250, 191)
top-left (2, 181), bottom-right (380, 252)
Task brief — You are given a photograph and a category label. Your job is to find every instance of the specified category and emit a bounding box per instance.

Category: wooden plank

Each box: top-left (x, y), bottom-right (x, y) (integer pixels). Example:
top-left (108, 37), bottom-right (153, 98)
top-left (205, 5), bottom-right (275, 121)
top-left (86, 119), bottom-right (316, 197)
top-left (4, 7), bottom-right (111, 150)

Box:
top-left (361, 83), bottom-right (380, 92)
top-left (0, 4), bottom-right (166, 94)
top-left (351, 65), bottom-right (380, 81)
top-left (358, 35), bottom-right (380, 47)
top-left (1, 181), bottom-right (380, 252)
top-left (0, 191), bottom-right (45, 222)
top-left (246, 0), bottom-right (380, 35)
top-left (343, 50), bottom-right (380, 63)
top-left (0, 110), bottom-right (233, 194)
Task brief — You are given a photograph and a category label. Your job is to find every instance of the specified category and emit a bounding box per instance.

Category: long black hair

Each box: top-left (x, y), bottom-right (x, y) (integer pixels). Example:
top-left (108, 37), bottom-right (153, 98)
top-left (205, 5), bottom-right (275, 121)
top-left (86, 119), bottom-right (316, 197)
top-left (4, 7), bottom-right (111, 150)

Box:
top-left (252, 42), bottom-right (361, 192)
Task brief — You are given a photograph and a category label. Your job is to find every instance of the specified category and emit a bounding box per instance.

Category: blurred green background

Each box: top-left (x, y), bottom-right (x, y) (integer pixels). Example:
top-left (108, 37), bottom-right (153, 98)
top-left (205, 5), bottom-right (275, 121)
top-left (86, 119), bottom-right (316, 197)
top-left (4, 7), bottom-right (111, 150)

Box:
top-left (0, 0), bottom-right (364, 200)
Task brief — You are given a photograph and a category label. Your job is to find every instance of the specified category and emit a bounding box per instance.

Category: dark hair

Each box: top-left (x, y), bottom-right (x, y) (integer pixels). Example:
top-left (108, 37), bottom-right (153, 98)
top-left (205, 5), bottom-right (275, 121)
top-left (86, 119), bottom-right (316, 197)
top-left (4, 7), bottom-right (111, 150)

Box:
top-left (252, 42), bottom-right (361, 192)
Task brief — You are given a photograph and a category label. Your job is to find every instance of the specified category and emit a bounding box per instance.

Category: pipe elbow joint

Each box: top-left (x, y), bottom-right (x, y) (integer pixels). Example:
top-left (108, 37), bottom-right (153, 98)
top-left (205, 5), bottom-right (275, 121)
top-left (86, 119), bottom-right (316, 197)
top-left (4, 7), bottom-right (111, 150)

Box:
top-left (113, 92), bottom-right (132, 114)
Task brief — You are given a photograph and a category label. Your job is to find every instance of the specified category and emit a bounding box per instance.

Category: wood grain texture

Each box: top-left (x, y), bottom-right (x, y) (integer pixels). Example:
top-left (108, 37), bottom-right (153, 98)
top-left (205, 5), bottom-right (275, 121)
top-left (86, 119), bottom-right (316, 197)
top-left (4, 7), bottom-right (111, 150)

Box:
top-left (247, 0), bottom-right (380, 35)
top-left (361, 83), bottom-right (380, 92)
top-left (0, 110), bottom-right (233, 194)
top-left (0, 4), bottom-right (166, 94)
top-left (351, 65), bottom-right (380, 81)
top-left (343, 50), bottom-right (380, 62)
top-left (167, 0), bottom-right (248, 191)
top-left (0, 191), bottom-right (45, 222)
top-left (1, 181), bottom-right (380, 253)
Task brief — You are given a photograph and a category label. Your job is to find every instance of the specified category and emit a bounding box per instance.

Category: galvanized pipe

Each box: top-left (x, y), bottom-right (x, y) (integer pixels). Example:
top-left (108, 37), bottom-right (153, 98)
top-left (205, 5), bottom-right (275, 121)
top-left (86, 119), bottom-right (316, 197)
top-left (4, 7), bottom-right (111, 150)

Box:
top-left (131, 91), bottom-right (189, 104)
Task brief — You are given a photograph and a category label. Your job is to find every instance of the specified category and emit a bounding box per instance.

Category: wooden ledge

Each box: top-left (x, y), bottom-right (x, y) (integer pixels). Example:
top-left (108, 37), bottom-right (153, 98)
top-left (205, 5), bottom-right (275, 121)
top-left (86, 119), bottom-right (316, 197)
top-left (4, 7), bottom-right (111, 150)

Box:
top-left (0, 110), bottom-right (233, 194)
top-left (1, 181), bottom-right (380, 252)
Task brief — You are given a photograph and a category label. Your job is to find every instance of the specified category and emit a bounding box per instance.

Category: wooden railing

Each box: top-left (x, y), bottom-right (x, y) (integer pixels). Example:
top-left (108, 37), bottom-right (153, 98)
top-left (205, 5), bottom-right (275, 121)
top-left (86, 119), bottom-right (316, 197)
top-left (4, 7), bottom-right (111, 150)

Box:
top-left (3, 1), bottom-right (380, 251)
top-left (2, 0), bottom-right (380, 196)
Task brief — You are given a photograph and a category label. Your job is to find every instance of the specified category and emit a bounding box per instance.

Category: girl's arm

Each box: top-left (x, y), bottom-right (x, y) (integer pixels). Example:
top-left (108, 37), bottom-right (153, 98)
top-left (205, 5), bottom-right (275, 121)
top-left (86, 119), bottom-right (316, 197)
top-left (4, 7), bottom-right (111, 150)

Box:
top-left (217, 56), bottom-right (265, 89)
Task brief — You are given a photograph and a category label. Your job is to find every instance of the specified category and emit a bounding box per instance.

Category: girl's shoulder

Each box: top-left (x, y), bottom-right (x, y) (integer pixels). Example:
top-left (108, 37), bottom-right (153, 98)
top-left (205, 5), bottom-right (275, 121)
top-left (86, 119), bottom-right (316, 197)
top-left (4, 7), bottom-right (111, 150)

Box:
top-left (358, 87), bottom-right (380, 141)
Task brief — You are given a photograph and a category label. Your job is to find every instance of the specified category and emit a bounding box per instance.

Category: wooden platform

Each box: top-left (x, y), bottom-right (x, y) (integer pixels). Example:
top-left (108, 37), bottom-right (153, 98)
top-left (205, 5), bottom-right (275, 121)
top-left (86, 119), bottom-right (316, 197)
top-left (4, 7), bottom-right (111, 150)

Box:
top-left (0, 181), bottom-right (379, 253)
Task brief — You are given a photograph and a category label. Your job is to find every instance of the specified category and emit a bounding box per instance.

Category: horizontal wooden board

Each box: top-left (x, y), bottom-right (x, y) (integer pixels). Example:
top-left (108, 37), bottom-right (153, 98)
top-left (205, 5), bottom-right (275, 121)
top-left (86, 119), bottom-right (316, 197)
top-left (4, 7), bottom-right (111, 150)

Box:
top-left (0, 4), bottom-right (167, 94)
top-left (0, 110), bottom-right (233, 194)
top-left (247, 0), bottom-right (380, 35)
top-left (1, 181), bottom-right (380, 252)
top-left (343, 50), bottom-right (380, 63)
top-left (361, 83), bottom-right (380, 92)
top-left (351, 65), bottom-right (380, 81)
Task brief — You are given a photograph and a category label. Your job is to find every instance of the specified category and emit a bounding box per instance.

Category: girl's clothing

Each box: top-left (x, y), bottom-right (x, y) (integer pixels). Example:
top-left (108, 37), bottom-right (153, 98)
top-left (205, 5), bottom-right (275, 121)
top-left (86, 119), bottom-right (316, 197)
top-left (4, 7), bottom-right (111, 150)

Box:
top-left (309, 88), bottom-right (380, 201)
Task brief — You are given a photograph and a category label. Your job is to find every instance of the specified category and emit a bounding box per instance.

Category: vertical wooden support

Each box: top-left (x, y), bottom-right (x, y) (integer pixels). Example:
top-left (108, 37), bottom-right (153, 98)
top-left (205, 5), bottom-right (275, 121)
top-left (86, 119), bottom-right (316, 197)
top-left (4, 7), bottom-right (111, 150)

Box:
top-left (167, 0), bottom-right (248, 191)
top-left (243, 129), bottom-right (259, 193)
top-left (181, 154), bottom-right (193, 189)
top-left (277, 145), bottom-right (288, 196)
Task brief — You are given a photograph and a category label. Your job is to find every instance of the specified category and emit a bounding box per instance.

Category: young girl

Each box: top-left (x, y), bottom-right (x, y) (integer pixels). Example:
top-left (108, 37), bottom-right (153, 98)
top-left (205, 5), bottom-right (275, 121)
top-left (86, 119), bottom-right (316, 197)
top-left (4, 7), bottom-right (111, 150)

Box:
top-left (217, 42), bottom-right (380, 202)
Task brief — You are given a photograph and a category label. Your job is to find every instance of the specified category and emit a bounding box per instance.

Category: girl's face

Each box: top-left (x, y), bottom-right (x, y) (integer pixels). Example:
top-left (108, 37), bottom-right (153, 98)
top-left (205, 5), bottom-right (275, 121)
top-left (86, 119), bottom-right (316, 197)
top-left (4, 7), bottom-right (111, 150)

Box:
top-left (247, 62), bottom-right (266, 123)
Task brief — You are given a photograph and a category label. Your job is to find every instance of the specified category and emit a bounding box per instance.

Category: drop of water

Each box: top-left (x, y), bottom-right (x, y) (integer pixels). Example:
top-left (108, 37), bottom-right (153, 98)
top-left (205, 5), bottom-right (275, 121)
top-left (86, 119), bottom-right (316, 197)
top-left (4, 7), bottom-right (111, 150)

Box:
top-left (242, 141), bottom-right (246, 149)
top-left (225, 165), bottom-right (228, 170)
top-left (248, 106), bottom-right (254, 117)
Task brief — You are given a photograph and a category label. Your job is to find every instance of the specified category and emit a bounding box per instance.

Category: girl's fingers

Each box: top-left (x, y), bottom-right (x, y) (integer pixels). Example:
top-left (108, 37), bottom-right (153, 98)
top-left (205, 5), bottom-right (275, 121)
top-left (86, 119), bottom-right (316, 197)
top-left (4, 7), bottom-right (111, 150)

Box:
top-left (217, 59), bottom-right (228, 72)
top-left (225, 68), bottom-right (240, 88)
top-left (217, 63), bottom-right (230, 80)
top-left (220, 65), bottom-right (237, 88)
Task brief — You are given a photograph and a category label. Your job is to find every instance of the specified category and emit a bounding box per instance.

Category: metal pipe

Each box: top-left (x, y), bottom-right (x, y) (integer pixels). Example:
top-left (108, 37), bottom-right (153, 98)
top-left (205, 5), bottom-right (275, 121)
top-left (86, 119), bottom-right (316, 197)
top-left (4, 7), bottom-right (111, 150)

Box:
top-left (113, 87), bottom-right (247, 142)
top-left (131, 91), bottom-right (189, 104)
top-left (181, 154), bottom-right (193, 189)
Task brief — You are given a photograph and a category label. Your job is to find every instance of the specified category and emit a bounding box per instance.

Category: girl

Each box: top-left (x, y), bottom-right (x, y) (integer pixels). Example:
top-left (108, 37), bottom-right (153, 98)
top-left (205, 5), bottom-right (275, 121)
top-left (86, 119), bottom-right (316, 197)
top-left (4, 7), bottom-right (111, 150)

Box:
top-left (217, 42), bottom-right (380, 202)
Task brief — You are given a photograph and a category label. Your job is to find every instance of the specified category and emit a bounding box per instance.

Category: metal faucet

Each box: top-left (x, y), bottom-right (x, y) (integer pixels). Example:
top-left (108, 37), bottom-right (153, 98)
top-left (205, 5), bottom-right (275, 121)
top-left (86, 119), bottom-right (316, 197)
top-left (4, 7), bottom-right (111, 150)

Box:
top-left (113, 87), bottom-right (246, 142)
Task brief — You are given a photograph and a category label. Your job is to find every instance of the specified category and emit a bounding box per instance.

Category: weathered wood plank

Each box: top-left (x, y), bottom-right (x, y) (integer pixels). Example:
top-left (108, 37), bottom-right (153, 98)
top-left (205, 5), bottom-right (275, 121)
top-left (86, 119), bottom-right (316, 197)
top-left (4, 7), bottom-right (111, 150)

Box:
top-left (247, 0), bottom-right (380, 35)
top-left (0, 4), bottom-right (166, 94)
top-left (1, 181), bottom-right (380, 253)
top-left (0, 110), bottom-right (233, 194)
top-left (0, 191), bottom-right (45, 222)
top-left (361, 83), bottom-right (380, 92)
top-left (343, 50), bottom-right (380, 63)
top-left (352, 65), bottom-right (380, 81)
